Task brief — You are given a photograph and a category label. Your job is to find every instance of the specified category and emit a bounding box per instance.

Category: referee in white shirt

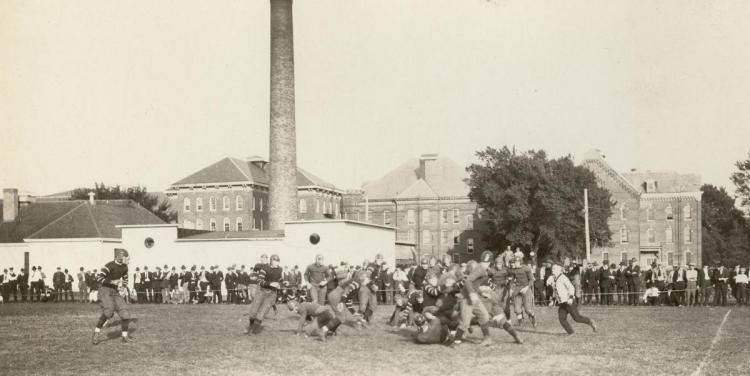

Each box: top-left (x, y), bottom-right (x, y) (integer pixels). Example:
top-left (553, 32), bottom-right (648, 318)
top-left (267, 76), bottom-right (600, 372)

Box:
top-left (551, 262), bottom-right (597, 335)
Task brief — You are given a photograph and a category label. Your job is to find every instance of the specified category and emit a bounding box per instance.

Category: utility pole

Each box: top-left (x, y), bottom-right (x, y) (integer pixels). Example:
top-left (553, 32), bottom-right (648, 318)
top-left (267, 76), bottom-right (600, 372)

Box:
top-left (584, 188), bottom-right (591, 262)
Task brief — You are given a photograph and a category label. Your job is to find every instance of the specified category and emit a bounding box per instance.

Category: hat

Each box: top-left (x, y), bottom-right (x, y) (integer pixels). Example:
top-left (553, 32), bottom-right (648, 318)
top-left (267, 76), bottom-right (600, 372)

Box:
top-left (630, 258), bottom-right (637, 262)
top-left (114, 248), bottom-right (129, 259)
top-left (270, 254), bottom-right (280, 262)
top-left (620, 261), bottom-right (627, 266)
top-left (610, 263), bottom-right (617, 269)
top-left (651, 262), bottom-right (657, 268)
top-left (689, 262), bottom-right (696, 267)
top-left (592, 261), bottom-right (598, 266)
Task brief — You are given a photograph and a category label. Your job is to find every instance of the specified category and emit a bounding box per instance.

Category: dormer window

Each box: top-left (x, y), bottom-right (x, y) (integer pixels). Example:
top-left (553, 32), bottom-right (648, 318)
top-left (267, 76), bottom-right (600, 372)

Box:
top-left (645, 179), bottom-right (657, 193)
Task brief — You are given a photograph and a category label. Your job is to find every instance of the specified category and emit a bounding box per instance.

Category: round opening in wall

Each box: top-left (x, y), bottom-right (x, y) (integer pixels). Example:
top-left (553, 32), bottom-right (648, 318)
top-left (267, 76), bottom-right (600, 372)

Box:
top-left (144, 237), bottom-right (155, 248)
top-left (309, 233), bottom-right (320, 245)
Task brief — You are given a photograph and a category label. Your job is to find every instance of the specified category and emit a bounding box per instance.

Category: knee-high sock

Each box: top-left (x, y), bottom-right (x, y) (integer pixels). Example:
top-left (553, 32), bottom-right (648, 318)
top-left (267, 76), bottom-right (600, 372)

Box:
top-left (121, 319), bottom-right (130, 333)
top-left (96, 315), bottom-right (108, 329)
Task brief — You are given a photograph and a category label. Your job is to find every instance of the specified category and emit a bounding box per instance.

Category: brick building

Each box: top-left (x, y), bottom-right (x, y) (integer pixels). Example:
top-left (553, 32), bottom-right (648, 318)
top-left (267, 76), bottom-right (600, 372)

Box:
top-left (342, 154), bottom-right (483, 264)
top-left (165, 156), bottom-right (342, 231)
top-left (582, 149), bottom-right (703, 268)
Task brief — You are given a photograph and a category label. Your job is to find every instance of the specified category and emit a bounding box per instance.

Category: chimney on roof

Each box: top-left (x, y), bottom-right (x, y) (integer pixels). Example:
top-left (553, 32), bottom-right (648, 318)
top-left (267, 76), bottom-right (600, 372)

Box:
top-left (88, 192), bottom-right (95, 205)
top-left (247, 156), bottom-right (268, 170)
top-left (419, 153), bottom-right (439, 182)
top-left (3, 188), bottom-right (19, 222)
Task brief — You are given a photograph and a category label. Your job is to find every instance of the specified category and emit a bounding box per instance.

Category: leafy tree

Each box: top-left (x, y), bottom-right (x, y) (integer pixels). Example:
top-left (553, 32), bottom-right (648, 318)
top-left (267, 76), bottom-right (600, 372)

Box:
top-left (701, 184), bottom-right (750, 266)
top-left (466, 146), bottom-right (613, 263)
top-left (731, 151), bottom-right (750, 215)
top-left (71, 183), bottom-right (176, 223)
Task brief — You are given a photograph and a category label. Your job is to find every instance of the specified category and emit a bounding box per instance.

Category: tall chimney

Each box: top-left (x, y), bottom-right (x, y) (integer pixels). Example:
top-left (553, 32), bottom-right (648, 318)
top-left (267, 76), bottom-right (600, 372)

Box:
top-left (419, 153), bottom-right (439, 183)
top-left (3, 188), bottom-right (19, 222)
top-left (268, 0), bottom-right (298, 230)
top-left (88, 192), bottom-right (96, 205)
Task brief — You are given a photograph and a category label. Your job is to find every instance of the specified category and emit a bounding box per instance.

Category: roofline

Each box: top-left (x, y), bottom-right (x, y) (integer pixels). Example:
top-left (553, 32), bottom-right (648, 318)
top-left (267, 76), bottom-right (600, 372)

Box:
top-left (166, 184), bottom-right (342, 195)
top-left (116, 224), bottom-right (180, 229)
top-left (641, 192), bottom-right (703, 200)
top-left (167, 181), bottom-right (270, 190)
top-left (297, 185), bottom-right (344, 194)
top-left (23, 238), bottom-right (122, 243)
top-left (352, 197), bottom-right (473, 204)
top-left (285, 219), bottom-right (396, 231)
top-left (396, 241), bottom-right (417, 246)
top-left (175, 237), bottom-right (284, 242)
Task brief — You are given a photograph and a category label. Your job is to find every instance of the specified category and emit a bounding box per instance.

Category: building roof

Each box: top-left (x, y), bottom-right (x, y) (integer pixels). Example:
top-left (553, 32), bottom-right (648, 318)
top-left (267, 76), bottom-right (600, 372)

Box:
top-left (177, 229), bottom-right (284, 240)
top-left (361, 155), bottom-right (469, 200)
top-left (170, 157), bottom-right (338, 192)
top-left (0, 200), bottom-right (166, 243)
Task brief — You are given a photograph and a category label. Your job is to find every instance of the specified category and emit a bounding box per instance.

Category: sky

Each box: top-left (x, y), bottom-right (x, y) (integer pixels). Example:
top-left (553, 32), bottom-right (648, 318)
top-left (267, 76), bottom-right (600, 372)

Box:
top-left (2, 0), bottom-right (750, 197)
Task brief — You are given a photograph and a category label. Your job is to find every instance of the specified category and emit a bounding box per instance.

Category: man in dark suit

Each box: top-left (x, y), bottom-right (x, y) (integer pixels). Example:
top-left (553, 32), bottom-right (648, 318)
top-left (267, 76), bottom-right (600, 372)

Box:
top-left (143, 266), bottom-right (153, 303)
top-left (152, 266), bottom-right (163, 303)
top-left (52, 267), bottom-right (65, 302)
top-left (133, 267), bottom-right (143, 304)
top-left (582, 263), bottom-right (593, 304)
top-left (713, 263), bottom-right (729, 306)
top-left (627, 258), bottom-right (641, 306)
top-left (211, 265), bottom-right (224, 304)
top-left (671, 264), bottom-right (687, 306)
top-left (601, 264), bottom-right (616, 305)
top-left (590, 262), bottom-right (601, 305)
top-left (225, 266), bottom-right (237, 304)
top-left (615, 262), bottom-right (628, 305)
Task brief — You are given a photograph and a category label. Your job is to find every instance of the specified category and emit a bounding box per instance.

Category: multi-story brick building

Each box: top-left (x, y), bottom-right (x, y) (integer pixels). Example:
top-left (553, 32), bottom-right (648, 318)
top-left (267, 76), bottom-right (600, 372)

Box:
top-left (342, 154), bottom-right (483, 264)
top-left (582, 149), bottom-right (703, 267)
top-left (165, 156), bottom-right (342, 231)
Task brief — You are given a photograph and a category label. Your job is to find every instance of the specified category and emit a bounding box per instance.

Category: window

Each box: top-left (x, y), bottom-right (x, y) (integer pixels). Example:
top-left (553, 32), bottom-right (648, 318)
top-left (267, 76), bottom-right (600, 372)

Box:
top-left (602, 252), bottom-right (609, 265)
top-left (252, 197), bottom-right (256, 211)
top-left (223, 218), bottom-right (230, 232)
top-left (422, 230), bottom-right (432, 245)
top-left (383, 210), bottom-right (391, 225)
top-left (407, 210), bottom-right (415, 225)
top-left (646, 180), bottom-right (656, 193)
top-left (647, 227), bottom-right (655, 243)
top-left (453, 229), bottom-right (460, 245)
top-left (236, 196), bottom-right (244, 211)
top-left (452, 254), bottom-right (461, 264)
top-left (299, 199), bottom-right (307, 214)
top-left (223, 196), bottom-right (230, 211)
top-left (685, 226), bottom-right (693, 243)
top-left (407, 230), bottom-right (415, 242)
top-left (685, 251), bottom-right (692, 265)
top-left (252, 217), bottom-right (256, 230)
top-left (260, 219), bottom-right (264, 230)
top-left (196, 219), bottom-right (203, 230)
top-left (343, 211), bottom-right (348, 220)
top-left (684, 204), bottom-right (692, 219)
top-left (196, 198), bottom-right (203, 212)
top-left (316, 199), bottom-right (320, 214)
top-left (466, 215), bottom-right (474, 230)
top-left (620, 226), bottom-right (629, 243)
top-left (210, 218), bottom-right (217, 231)
top-left (183, 219), bottom-right (193, 229)
top-left (441, 230), bottom-right (448, 244)
top-left (665, 204), bottom-right (673, 221)
top-left (667, 252), bottom-right (674, 266)
top-left (209, 197), bottom-right (217, 212)
top-left (620, 204), bottom-right (626, 220)
top-left (354, 210), bottom-right (360, 221)
top-left (467, 238), bottom-right (474, 254)
top-left (236, 217), bottom-right (243, 231)
top-left (260, 198), bottom-right (264, 212)
top-left (441, 210), bottom-right (448, 224)
top-left (422, 209), bottom-right (431, 224)
top-left (665, 226), bottom-right (673, 244)
top-left (646, 204), bottom-right (654, 221)
top-left (621, 252), bottom-right (628, 263)
top-left (183, 198), bottom-right (191, 212)
top-left (453, 209), bottom-right (460, 224)
top-left (334, 203), bottom-right (339, 217)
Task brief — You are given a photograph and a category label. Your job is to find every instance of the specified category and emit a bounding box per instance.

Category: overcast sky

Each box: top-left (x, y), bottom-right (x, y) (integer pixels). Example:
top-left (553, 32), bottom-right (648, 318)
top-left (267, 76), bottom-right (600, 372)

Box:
top-left (2, 0), bottom-right (750, 197)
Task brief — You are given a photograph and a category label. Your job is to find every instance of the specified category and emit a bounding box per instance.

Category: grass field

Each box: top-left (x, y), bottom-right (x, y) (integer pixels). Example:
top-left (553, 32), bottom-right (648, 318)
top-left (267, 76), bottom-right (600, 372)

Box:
top-left (0, 302), bottom-right (748, 376)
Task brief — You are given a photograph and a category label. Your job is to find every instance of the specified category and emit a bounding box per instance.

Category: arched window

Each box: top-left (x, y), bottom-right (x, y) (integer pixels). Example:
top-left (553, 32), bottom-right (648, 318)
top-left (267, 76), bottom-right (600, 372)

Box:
top-left (236, 217), bottom-right (243, 231)
top-left (684, 204), bottom-right (692, 219)
top-left (667, 252), bottom-right (674, 266)
top-left (209, 197), bottom-right (217, 212)
top-left (407, 210), bottom-right (415, 225)
top-left (685, 251), bottom-right (693, 265)
top-left (467, 238), bottom-right (474, 254)
top-left (466, 215), bottom-right (474, 230)
top-left (602, 252), bottom-right (609, 265)
top-left (453, 209), bottom-right (460, 224)
top-left (665, 204), bottom-right (673, 220)
top-left (299, 199), bottom-right (307, 214)
top-left (223, 196), bottom-right (230, 211)
top-left (684, 226), bottom-right (693, 243)
top-left (183, 198), bottom-right (191, 212)
top-left (236, 196), bottom-right (243, 211)
top-left (646, 204), bottom-right (654, 221)
top-left (223, 218), bottom-right (230, 232)
top-left (665, 226), bottom-right (673, 244)
top-left (453, 229), bottom-right (460, 245)
top-left (196, 219), bottom-right (204, 230)
top-left (422, 230), bottom-right (432, 244)
top-left (441, 210), bottom-right (448, 224)
top-left (209, 218), bottom-right (217, 231)
top-left (196, 198), bottom-right (203, 212)
top-left (620, 226), bottom-right (629, 243)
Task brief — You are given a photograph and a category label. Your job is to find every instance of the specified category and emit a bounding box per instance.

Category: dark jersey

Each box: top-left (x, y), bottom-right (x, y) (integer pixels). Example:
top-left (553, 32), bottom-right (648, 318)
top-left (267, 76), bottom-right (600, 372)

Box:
top-left (96, 261), bottom-right (129, 288)
top-left (257, 264), bottom-right (283, 290)
top-left (415, 317), bottom-right (447, 344)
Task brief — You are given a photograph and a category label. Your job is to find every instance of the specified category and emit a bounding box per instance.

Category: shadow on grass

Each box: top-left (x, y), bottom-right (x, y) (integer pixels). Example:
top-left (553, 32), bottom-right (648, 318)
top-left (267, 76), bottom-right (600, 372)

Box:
top-left (515, 327), bottom-right (568, 337)
top-left (104, 318), bottom-right (139, 328)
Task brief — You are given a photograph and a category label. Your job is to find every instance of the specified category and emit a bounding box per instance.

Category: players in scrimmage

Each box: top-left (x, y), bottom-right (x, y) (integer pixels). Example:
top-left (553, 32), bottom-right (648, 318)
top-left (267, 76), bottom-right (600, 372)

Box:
top-left (92, 248), bottom-right (134, 344)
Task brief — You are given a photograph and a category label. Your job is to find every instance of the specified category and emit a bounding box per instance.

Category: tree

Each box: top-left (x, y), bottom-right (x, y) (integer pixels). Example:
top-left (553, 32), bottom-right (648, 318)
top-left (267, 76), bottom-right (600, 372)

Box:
top-left (731, 151), bottom-right (750, 215)
top-left (466, 146), bottom-right (613, 263)
top-left (71, 183), bottom-right (176, 223)
top-left (701, 184), bottom-right (750, 266)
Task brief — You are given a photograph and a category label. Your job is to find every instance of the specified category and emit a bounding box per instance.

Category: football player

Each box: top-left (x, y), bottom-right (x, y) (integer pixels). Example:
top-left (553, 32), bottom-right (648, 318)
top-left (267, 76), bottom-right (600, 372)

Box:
top-left (92, 248), bottom-right (134, 345)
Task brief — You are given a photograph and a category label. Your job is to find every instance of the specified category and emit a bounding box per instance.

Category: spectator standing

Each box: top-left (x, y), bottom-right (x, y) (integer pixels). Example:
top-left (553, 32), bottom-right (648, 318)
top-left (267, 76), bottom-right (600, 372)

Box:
top-left (627, 258), bottom-right (641, 306)
top-left (63, 269), bottom-right (74, 301)
top-left (671, 265), bottom-right (686, 307)
top-left (713, 263), bottom-right (729, 306)
top-left (698, 265), bottom-right (713, 306)
top-left (77, 267), bottom-right (88, 303)
top-left (17, 268), bottom-right (28, 302)
top-left (685, 263), bottom-right (699, 306)
top-left (304, 255), bottom-right (330, 305)
top-left (52, 267), bottom-right (65, 302)
top-left (733, 266), bottom-right (748, 305)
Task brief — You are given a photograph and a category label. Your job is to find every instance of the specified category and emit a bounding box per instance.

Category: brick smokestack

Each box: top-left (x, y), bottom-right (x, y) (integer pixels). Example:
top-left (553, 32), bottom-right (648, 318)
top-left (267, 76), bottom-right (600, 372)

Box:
top-left (3, 188), bottom-right (19, 222)
top-left (268, 0), bottom-right (298, 230)
top-left (419, 154), bottom-right (440, 183)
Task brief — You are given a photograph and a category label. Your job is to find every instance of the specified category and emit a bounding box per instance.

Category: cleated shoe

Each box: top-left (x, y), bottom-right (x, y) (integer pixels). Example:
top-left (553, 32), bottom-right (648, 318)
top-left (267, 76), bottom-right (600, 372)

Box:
top-left (531, 315), bottom-right (537, 328)
top-left (449, 340), bottom-right (462, 349)
top-left (91, 332), bottom-right (100, 345)
top-left (590, 320), bottom-right (598, 333)
top-left (121, 335), bottom-right (135, 344)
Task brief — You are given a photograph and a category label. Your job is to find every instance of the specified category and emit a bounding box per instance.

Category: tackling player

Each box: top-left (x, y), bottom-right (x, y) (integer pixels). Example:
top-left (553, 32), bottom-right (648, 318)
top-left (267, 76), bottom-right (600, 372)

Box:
top-left (287, 295), bottom-right (341, 341)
